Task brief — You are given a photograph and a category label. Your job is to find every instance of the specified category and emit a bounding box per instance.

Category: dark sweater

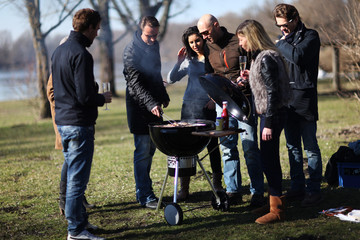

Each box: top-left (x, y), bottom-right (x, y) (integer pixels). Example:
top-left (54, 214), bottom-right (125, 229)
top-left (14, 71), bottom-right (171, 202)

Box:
top-left (52, 31), bottom-right (105, 126)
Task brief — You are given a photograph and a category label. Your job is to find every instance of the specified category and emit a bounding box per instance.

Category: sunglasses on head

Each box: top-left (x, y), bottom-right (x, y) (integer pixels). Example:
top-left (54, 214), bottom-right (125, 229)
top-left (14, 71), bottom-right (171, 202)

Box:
top-left (276, 19), bottom-right (293, 28)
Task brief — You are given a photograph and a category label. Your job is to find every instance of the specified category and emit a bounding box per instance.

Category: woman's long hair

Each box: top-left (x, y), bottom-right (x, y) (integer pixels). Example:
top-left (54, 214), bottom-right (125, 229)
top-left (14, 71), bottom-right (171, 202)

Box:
top-left (236, 20), bottom-right (278, 53)
top-left (182, 26), bottom-right (205, 59)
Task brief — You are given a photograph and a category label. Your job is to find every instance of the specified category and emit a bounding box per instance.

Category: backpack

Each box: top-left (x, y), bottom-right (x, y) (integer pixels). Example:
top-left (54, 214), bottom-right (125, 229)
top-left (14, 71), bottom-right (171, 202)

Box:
top-left (324, 146), bottom-right (360, 186)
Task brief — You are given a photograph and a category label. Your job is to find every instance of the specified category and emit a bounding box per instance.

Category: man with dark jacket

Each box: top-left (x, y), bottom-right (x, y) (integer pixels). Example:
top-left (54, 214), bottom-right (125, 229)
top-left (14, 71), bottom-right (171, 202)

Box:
top-left (274, 3), bottom-right (322, 207)
top-left (197, 14), bottom-right (265, 207)
top-left (123, 16), bottom-right (170, 209)
top-left (52, 8), bottom-right (111, 240)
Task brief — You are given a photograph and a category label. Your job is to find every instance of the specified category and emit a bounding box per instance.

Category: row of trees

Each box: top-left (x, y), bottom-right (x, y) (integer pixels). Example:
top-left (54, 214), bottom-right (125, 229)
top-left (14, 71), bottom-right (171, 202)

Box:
top-left (0, 31), bottom-right (35, 69)
top-left (1, 0), bottom-right (359, 119)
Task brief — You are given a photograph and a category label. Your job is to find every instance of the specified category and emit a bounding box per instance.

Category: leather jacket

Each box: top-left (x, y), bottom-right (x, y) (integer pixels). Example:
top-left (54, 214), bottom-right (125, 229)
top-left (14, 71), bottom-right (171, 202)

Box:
top-left (123, 30), bottom-right (170, 134)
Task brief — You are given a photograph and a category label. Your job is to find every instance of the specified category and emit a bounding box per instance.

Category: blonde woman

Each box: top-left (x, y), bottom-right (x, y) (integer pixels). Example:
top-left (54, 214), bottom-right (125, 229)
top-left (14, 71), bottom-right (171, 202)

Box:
top-left (236, 19), bottom-right (290, 224)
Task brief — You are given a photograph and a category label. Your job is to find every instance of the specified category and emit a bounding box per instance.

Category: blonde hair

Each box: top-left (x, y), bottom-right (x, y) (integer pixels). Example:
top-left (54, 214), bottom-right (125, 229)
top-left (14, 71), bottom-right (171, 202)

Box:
top-left (236, 20), bottom-right (278, 53)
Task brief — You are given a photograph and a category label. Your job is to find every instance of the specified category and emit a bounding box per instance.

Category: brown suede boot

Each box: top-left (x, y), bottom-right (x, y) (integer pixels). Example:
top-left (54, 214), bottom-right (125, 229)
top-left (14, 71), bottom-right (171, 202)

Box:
top-left (177, 176), bottom-right (190, 201)
top-left (255, 195), bottom-right (286, 224)
top-left (212, 172), bottom-right (224, 191)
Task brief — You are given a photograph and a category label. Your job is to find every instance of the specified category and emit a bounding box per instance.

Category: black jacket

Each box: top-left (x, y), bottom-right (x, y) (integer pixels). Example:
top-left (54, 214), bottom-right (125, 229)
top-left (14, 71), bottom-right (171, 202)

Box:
top-left (276, 22), bottom-right (320, 121)
top-left (123, 30), bottom-right (170, 134)
top-left (52, 31), bottom-right (105, 126)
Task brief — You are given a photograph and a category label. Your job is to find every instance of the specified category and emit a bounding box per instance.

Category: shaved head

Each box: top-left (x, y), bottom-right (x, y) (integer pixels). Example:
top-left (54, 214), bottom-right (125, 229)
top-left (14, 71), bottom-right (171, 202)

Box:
top-left (197, 14), bottom-right (222, 43)
top-left (197, 14), bottom-right (217, 30)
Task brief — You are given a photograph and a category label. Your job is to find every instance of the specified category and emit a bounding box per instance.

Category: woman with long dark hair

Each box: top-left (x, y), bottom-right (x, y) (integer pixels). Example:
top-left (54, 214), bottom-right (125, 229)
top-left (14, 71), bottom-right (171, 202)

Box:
top-left (167, 26), bottom-right (223, 200)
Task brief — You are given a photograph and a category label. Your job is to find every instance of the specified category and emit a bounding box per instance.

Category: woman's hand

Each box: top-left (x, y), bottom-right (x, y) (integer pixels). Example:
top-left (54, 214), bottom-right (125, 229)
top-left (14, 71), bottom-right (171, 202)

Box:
top-left (262, 127), bottom-right (272, 141)
top-left (177, 47), bottom-right (186, 64)
top-left (236, 69), bottom-right (250, 87)
top-left (241, 69), bottom-right (249, 79)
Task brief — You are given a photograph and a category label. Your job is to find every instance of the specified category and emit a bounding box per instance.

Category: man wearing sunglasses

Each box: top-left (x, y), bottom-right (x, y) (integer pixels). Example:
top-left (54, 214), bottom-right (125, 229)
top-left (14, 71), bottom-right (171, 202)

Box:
top-left (274, 3), bottom-right (322, 207)
top-left (197, 14), bottom-right (265, 208)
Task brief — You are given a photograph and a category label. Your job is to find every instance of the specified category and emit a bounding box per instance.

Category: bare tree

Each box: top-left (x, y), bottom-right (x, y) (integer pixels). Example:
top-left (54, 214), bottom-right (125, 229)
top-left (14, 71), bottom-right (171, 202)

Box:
top-left (291, 0), bottom-right (351, 91)
top-left (89, 0), bottom-right (187, 96)
top-left (1, 0), bottom-right (84, 119)
top-left (0, 31), bottom-right (12, 69)
top-left (89, 0), bottom-right (117, 95)
top-left (111, 0), bottom-right (189, 43)
top-left (291, 0), bottom-right (360, 95)
top-left (330, 0), bottom-right (360, 101)
top-left (112, 0), bottom-right (168, 43)
top-left (27, 0), bottom-right (85, 118)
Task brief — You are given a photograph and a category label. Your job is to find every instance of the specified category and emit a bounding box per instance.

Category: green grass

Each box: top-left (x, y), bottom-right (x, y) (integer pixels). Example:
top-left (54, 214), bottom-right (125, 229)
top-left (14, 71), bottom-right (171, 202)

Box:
top-left (1, 79), bottom-right (360, 239)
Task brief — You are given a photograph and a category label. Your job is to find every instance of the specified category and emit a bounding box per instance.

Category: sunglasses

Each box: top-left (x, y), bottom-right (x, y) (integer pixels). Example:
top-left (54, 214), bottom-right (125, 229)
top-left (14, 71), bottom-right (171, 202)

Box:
top-left (200, 24), bottom-right (214, 36)
top-left (275, 19), bottom-right (293, 28)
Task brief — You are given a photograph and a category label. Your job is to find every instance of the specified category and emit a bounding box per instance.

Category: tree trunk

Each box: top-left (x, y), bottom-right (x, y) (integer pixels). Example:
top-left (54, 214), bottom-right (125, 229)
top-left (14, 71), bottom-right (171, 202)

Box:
top-left (94, 0), bottom-right (117, 96)
top-left (26, 0), bottom-right (51, 119)
top-left (332, 46), bottom-right (341, 91)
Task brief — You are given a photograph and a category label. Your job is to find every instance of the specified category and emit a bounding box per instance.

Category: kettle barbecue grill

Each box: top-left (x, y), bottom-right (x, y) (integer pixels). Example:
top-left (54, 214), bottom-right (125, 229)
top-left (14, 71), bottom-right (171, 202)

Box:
top-left (149, 73), bottom-right (250, 225)
top-left (149, 120), bottom-right (244, 225)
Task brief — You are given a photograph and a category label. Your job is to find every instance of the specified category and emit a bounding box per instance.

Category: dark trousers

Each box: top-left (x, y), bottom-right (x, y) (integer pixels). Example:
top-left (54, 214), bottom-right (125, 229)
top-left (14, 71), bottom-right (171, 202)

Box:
top-left (259, 111), bottom-right (286, 196)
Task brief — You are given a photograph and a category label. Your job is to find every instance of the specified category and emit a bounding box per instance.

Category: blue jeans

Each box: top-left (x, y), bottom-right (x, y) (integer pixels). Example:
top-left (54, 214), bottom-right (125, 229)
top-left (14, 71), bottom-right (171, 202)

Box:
top-left (133, 134), bottom-right (157, 205)
top-left (284, 115), bottom-right (322, 193)
top-left (57, 125), bottom-right (94, 236)
top-left (217, 105), bottom-right (263, 195)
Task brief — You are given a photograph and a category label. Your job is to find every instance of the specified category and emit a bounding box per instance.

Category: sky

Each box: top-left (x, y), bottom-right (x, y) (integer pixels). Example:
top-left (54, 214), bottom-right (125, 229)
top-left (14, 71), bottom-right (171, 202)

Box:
top-left (0, 0), bottom-right (277, 40)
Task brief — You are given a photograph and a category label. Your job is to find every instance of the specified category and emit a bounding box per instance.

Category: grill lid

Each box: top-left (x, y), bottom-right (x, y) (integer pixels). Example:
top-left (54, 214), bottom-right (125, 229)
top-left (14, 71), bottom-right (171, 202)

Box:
top-left (199, 74), bottom-right (250, 121)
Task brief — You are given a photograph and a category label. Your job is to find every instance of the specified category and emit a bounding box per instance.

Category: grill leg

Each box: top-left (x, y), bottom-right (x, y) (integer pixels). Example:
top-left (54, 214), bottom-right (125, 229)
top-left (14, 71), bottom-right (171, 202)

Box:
top-left (156, 168), bottom-right (169, 212)
top-left (197, 159), bottom-right (221, 205)
top-left (173, 158), bottom-right (179, 203)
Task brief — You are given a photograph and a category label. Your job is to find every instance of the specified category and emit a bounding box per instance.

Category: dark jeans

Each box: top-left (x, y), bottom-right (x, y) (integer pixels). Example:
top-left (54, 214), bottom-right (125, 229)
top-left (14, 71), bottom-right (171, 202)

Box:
top-left (133, 134), bottom-right (157, 205)
top-left (284, 111), bottom-right (322, 193)
top-left (259, 110), bottom-right (287, 196)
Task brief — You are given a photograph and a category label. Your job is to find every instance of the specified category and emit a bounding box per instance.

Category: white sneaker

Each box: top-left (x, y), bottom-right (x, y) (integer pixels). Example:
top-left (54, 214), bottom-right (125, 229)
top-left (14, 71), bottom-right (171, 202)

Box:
top-left (85, 222), bottom-right (99, 231)
top-left (67, 230), bottom-right (105, 240)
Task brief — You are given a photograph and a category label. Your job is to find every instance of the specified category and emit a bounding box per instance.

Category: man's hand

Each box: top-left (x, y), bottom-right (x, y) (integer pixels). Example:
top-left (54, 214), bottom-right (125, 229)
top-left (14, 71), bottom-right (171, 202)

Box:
top-left (151, 105), bottom-right (163, 117)
top-left (163, 101), bottom-right (169, 108)
top-left (103, 92), bottom-right (112, 103)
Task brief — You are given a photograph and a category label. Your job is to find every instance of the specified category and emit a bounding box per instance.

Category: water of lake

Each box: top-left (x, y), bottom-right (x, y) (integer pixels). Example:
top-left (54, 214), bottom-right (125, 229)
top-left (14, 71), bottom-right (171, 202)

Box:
top-left (0, 62), bottom-right (176, 102)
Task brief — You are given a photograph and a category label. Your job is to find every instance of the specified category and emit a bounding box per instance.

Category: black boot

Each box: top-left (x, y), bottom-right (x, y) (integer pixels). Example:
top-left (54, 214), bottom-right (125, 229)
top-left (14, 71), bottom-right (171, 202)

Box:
top-left (59, 180), bottom-right (66, 215)
top-left (212, 172), bottom-right (224, 191)
top-left (177, 176), bottom-right (190, 201)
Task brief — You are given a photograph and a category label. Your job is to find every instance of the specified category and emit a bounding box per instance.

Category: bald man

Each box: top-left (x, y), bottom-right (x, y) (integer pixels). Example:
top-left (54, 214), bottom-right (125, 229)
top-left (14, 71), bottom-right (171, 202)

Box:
top-left (197, 14), bottom-right (265, 207)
